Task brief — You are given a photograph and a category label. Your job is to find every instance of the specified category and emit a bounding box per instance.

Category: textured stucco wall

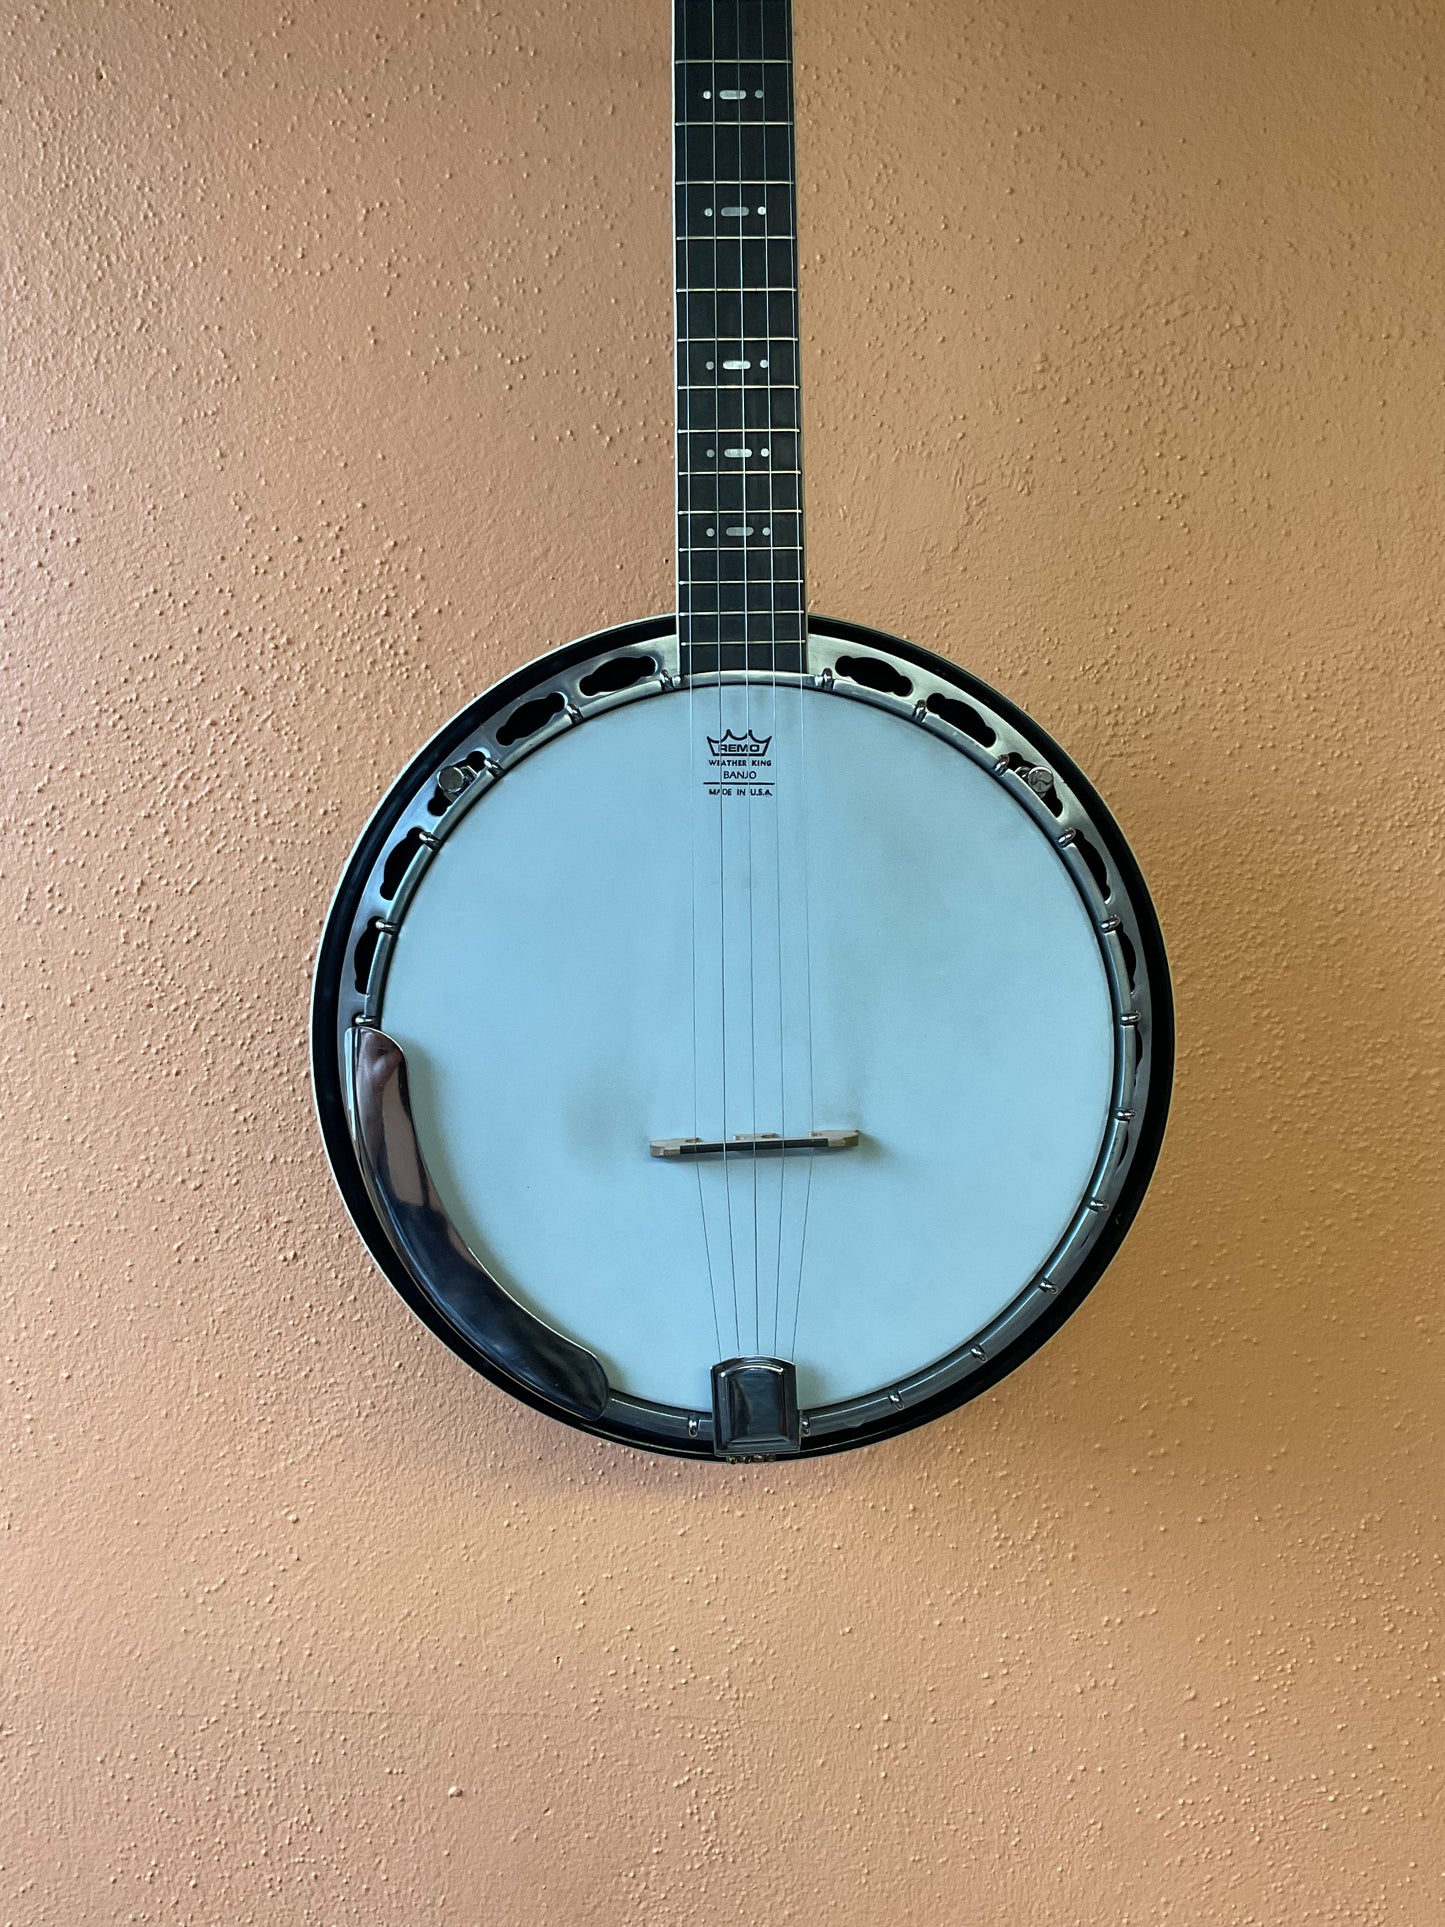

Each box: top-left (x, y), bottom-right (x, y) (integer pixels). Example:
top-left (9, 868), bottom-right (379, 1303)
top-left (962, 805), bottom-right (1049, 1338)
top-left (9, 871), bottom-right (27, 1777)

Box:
top-left (3, 1), bottom-right (1441, 1921)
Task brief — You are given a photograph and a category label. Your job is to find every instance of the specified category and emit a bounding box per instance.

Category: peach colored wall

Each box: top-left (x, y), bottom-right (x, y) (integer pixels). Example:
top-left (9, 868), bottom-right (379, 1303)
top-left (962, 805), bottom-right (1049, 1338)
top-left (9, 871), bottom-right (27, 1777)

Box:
top-left (3, 0), bottom-right (1441, 1920)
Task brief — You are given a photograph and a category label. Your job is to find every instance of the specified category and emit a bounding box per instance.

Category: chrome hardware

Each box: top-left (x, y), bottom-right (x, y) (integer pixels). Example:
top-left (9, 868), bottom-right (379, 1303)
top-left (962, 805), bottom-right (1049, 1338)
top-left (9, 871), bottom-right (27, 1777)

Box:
top-left (436, 763), bottom-right (476, 801)
top-left (563, 698), bottom-right (583, 726)
top-left (711, 1356), bottom-right (801, 1458)
top-left (650, 1129), bottom-right (859, 1160)
top-left (1024, 764), bottom-right (1054, 796)
top-left (1056, 827), bottom-right (1078, 847)
top-left (345, 1026), bottom-right (610, 1420)
top-left (817, 665), bottom-right (835, 691)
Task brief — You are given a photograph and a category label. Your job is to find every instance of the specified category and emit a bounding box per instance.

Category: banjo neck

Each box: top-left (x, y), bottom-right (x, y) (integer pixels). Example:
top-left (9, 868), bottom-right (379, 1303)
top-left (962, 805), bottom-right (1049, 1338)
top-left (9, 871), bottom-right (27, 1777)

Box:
top-left (674, 0), bottom-right (807, 678)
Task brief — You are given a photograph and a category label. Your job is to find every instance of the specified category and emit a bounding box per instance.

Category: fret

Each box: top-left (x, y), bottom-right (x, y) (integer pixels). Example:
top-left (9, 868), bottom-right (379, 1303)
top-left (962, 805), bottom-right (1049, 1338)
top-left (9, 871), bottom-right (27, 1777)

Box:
top-left (679, 428), bottom-right (801, 448)
top-left (681, 550), bottom-right (803, 572)
top-left (681, 575), bottom-right (804, 596)
top-left (680, 435), bottom-right (802, 463)
top-left (682, 511), bottom-right (802, 543)
top-left (679, 396), bottom-right (799, 433)
top-left (678, 470), bottom-right (804, 492)
top-left (681, 339), bottom-right (798, 380)
top-left (677, 75), bottom-right (793, 122)
top-left (681, 529), bottom-right (805, 546)
top-left (682, 623), bottom-right (807, 646)
top-left (676, 0), bottom-right (792, 62)
top-left (680, 476), bottom-right (802, 515)
top-left (680, 459), bottom-right (802, 485)
top-left (678, 366), bottom-right (805, 377)
top-left (681, 607), bottom-right (805, 624)
top-left (677, 561), bottom-right (803, 584)
top-left (677, 291), bottom-right (797, 336)
top-left (682, 598), bottom-right (805, 608)
top-left (682, 618), bottom-right (807, 641)
top-left (683, 590), bottom-right (806, 603)
top-left (678, 290), bottom-right (798, 300)
top-left (683, 617), bottom-right (806, 631)
top-left (679, 404), bottom-right (800, 428)
top-left (681, 558), bottom-right (805, 585)
top-left (679, 645), bottom-right (808, 676)
top-left (679, 484), bottom-right (803, 505)
top-left (678, 238), bottom-right (796, 285)
top-left (682, 616), bottom-right (807, 634)
top-left (678, 126), bottom-right (796, 180)
top-left (680, 608), bottom-right (806, 628)
top-left (681, 532), bottom-right (803, 544)
top-left (679, 338), bottom-right (800, 354)
top-left (678, 385), bottom-right (805, 396)
top-left (676, 187), bottom-right (794, 225)
top-left (679, 468), bottom-right (803, 478)
top-left (679, 520), bottom-right (804, 542)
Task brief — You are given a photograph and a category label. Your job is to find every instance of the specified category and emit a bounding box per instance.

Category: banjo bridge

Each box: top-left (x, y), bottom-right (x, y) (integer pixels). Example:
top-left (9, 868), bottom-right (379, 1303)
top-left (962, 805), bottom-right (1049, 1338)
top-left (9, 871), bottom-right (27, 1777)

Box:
top-left (650, 1130), bottom-right (859, 1160)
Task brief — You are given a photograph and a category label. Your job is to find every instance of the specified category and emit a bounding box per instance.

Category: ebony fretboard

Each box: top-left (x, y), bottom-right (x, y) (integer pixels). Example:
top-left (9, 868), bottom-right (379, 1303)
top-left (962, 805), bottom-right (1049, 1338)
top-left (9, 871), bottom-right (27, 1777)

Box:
top-left (675, 0), bottom-right (806, 675)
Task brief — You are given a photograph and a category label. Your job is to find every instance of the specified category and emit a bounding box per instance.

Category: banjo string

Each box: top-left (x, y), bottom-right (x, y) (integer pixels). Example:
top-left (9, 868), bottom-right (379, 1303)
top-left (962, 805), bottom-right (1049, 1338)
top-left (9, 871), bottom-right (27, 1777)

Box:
top-left (734, 0), bottom-right (765, 1357)
top-left (787, 0), bottom-right (819, 1370)
top-left (708, 0), bottom-right (743, 1355)
top-left (683, 0), bottom-right (729, 1362)
top-left (765, 10), bottom-right (789, 1359)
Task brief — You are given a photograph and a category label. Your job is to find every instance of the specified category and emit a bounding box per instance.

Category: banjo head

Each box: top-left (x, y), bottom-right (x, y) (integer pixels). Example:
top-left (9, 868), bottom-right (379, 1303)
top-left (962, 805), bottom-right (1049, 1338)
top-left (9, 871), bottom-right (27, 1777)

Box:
top-left (313, 616), bottom-right (1172, 1457)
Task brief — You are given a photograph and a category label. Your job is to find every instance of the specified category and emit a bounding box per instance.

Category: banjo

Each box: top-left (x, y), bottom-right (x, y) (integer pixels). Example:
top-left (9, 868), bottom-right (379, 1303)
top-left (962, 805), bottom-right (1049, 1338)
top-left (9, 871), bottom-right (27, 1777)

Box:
top-left (312, 0), bottom-right (1173, 1460)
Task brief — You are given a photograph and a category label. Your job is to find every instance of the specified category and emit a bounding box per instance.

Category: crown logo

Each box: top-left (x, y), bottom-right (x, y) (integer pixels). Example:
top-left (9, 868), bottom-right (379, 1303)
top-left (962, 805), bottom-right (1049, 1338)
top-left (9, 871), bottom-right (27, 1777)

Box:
top-left (707, 729), bottom-right (772, 758)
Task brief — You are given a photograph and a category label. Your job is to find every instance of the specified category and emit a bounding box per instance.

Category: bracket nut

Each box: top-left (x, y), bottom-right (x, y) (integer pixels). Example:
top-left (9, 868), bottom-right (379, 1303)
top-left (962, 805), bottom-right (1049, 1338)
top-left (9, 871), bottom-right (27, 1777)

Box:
top-left (436, 763), bottom-right (476, 802)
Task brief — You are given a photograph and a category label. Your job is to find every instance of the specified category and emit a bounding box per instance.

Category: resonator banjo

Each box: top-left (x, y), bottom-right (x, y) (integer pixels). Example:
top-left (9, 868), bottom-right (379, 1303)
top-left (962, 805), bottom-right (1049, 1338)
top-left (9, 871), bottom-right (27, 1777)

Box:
top-left (313, 0), bottom-right (1173, 1459)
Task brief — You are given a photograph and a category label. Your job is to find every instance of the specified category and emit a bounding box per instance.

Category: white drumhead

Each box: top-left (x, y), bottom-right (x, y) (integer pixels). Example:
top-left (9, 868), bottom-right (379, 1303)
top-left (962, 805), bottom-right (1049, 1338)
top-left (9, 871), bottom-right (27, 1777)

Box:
top-left (380, 684), bottom-right (1113, 1411)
